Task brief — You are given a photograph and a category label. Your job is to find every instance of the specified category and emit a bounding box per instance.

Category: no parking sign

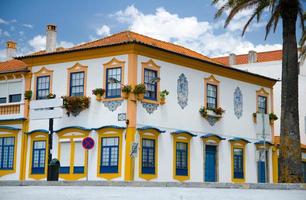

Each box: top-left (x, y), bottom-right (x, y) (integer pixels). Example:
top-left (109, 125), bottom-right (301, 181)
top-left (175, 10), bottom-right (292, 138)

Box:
top-left (82, 137), bottom-right (95, 150)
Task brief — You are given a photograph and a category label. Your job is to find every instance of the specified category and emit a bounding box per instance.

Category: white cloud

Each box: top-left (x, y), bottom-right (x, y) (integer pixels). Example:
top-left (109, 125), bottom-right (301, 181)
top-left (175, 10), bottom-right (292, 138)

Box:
top-left (96, 25), bottom-right (110, 37)
top-left (0, 18), bottom-right (9, 24)
top-left (113, 5), bottom-right (281, 57)
top-left (3, 31), bottom-right (10, 37)
top-left (22, 24), bottom-right (34, 29)
top-left (0, 49), bottom-right (6, 61)
top-left (28, 35), bottom-right (74, 52)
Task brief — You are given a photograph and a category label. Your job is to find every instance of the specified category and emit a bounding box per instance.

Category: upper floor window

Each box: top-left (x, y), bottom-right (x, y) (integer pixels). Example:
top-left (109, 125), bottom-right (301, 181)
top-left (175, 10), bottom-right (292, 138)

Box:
top-left (144, 69), bottom-right (158, 100)
top-left (31, 140), bottom-right (46, 174)
top-left (258, 95), bottom-right (267, 114)
top-left (36, 76), bottom-right (50, 100)
top-left (0, 81), bottom-right (22, 104)
top-left (106, 67), bottom-right (122, 98)
top-left (70, 72), bottom-right (85, 96)
top-left (0, 137), bottom-right (15, 170)
top-left (100, 137), bottom-right (119, 173)
top-left (141, 139), bottom-right (155, 174)
top-left (207, 84), bottom-right (217, 109)
top-left (176, 142), bottom-right (188, 176)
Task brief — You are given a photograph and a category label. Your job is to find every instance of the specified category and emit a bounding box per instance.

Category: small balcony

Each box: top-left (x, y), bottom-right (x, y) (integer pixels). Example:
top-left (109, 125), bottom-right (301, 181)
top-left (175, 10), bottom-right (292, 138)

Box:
top-left (0, 102), bottom-right (25, 120)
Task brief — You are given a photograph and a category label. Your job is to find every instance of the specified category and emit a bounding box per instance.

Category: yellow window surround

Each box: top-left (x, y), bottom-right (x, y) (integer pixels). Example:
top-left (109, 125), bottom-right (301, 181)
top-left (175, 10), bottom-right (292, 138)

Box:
top-left (138, 129), bottom-right (160, 181)
top-left (102, 57), bottom-right (125, 102)
top-left (28, 131), bottom-right (49, 180)
top-left (172, 132), bottom-right (192, 182)
top-left (141, 59), bottom-right (161, 105)
top-left (96, 127), bottom-right (124, 180)
top-left (256, 87), bottom-right (269, 113)
top-left (57, 128), bottom-right (89, 181)
top-left (33, 67), bottom-right (53, 100)
top-left (204, 75), bottom-right (220, 108)
top-left (0, 128), bottom-right (19, 177)
top-left (66, 62), bottom-right (88, 96)
top-left (230, 140), bottom-right (247, 183)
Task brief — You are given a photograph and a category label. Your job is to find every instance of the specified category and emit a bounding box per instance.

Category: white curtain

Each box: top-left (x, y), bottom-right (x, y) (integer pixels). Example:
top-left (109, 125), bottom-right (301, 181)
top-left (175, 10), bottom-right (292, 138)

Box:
top-left (60, 142), bottom-right (71, 167)
top-left (74, 141), bottom-right (85, 167)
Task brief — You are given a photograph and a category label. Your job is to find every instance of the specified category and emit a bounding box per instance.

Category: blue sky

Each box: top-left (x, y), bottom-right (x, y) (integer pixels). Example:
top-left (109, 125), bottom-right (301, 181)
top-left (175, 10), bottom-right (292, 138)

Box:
top-left (0, 0), bottom-right (304, 60)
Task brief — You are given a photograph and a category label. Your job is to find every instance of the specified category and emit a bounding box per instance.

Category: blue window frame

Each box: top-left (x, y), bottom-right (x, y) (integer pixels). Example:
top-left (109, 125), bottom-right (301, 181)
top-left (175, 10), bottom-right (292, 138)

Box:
top-left (258, 95), bottom-right (267, 114)
top-left (31, 141), bottom-right (46, 174)
top-left (0, 137), bottom-right (15, 170)
top-left (9, 94), bottom-right (21, 103)
top-left (176, 142), bottom-right (188, 176)
top-left (59, 166), bottom-right (70, 174)
top-left (0, 97), bottom-right (6, 104)
top-left (36, 76), bottom-right (50, 100)
top-left (106, 67), bottom-right (122, 98)
top-left (207, 84), bottom-right (217, 109)
top-left (70, 72), bottom-right (84, 96)
top-left (233, 148), bottom-right (244, 179)
top-left (100, 137), bottom-right (119, 173)
top-left (144, 69), bottom-right (157, 100)
top-left (141, 139), bottom-right (155, 174)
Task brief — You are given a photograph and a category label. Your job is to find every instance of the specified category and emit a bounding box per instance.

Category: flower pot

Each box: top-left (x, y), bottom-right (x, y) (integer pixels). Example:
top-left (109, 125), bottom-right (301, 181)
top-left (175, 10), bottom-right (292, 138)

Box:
top-left (160, 98), bottom-right (166, 105)
top-left (95, 94), bottom-right (102, 101)
top-left (136, 93), bottom-right (145, 101)
top-left (122, 92), bottom-right (130, 99)
top-left (253, 114), bottom-right (257, 123)
top-left (269, 119), bottom-right (274, 125)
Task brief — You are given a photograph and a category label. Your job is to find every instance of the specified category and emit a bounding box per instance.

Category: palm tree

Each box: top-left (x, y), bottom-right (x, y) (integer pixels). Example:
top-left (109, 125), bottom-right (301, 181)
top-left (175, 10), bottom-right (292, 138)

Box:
top-left (213, 0), bottom-right (304, 183)
top-left (299, 12), bottom-right (306, 62)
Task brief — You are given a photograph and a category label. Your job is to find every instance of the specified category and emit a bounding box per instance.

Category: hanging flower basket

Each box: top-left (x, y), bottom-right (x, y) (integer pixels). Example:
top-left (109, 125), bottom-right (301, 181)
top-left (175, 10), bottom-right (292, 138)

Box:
top-left (47, 93), bottom-right (56, 99)
top-left (269, 113), bottom-right (278, 125)
top-left (92, 88), bottom-right (105, 101)
top-left (62, 96), bottom-right (90, 117)
top-left (199, 106), bottom-right (224, 119)
top-left (160, 90), bottom-right (169, 105)
top-left (24, 90), bottom-right (32, 101)
top-left (122, 85), bottom-right (132, 99)
top-left (133, 84), bottom-right (146, 101)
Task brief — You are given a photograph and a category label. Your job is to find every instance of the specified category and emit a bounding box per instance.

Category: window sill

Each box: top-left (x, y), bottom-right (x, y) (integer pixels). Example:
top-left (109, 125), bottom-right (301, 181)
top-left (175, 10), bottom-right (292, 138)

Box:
top-left (141, 98), bottom-right (160, 105)
top-left (101, 97), bottom-right (124, 102)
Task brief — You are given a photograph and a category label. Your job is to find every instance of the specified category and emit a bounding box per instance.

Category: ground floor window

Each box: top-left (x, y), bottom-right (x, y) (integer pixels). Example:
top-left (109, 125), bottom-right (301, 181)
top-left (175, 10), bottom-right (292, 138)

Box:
top-left (176, 142), bottom-right (188, 176)
top-left (0, 137), bottom-right (15, 170)
top-left (142, 139), bottom-right (155, 174)
top-left (100, 137), bottom-right (119, 173)
top-left (205, 145), bottom-right (217, 182)
top-left (31, 141), bottom-right (46, 174)
top-left (233, 148), bottom-right (244, 179)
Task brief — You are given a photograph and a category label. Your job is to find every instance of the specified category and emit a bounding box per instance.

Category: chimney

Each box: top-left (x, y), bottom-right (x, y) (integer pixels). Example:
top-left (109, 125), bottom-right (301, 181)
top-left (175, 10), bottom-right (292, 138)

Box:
top-left (46, 24), bottom-right (57, 52)
top-left (6, 41), bottom-right (17, 60)
top-left (248, 50), bottom-right (257, 63)
top-left (229, 53), bottom-right (236, 65)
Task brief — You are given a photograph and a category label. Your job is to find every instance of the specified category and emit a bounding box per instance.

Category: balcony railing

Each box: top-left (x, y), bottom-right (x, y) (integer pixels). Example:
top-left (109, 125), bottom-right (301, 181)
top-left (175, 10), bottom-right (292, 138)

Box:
top-left (0, 102), bottom-right (24, 120)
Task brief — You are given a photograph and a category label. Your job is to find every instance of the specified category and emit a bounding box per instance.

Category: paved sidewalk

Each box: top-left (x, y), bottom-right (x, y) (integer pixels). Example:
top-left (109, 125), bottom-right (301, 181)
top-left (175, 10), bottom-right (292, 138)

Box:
top-left (1, 186), bottom-right (305, 200)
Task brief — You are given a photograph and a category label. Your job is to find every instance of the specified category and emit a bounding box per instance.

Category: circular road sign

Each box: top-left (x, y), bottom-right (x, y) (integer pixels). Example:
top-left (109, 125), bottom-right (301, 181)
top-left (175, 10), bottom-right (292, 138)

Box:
top-left (82, 137), bottom-right (95, 150)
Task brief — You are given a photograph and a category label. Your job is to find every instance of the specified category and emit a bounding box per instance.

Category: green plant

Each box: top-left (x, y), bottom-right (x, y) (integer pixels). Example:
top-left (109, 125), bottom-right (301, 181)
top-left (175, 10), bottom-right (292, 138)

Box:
top-left (62, 96), bottom-right (90, 117)
top-left (122, 85), bottom-right (132, 93)
top-left (269, 113), bottom-right (278, 121)
top-left (199, 107), bottom-right (208, 118)
top-left (133, 84), bottom-right (146, 95)
top-left (160, 90), bottom-right (169, 99)
top-left (92, 88), bottom-right (105, 96)
top-left (47, 93), bottom-right (56, 99)
top-left (24, 90), bottom-right (32, 100)
top-left (213, 107), bottom-right (225, 115)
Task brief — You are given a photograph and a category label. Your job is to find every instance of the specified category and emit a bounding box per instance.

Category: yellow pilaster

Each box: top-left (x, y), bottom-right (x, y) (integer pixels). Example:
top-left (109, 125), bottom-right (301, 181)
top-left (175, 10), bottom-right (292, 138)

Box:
top-left (272, 146), bottom-right (279, 183)
top-left (124, 53), bottom-right (138, 181)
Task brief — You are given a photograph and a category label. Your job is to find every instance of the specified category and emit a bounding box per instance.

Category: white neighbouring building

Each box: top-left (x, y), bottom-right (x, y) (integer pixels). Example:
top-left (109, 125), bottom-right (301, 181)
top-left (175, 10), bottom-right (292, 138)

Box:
top-left (1, 25), bottom-right (303, 183)
top-left (213, 50), bottom-right (306, 182)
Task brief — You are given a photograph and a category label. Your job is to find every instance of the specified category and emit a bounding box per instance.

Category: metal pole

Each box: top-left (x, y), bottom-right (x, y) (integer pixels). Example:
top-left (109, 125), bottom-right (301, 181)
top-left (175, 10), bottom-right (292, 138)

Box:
top-left (262, 113), bottom-right (268, 183)
top-left (86, 149), bottom-right (89, 181)
top-left (47, 118), bottom-right (54, 181)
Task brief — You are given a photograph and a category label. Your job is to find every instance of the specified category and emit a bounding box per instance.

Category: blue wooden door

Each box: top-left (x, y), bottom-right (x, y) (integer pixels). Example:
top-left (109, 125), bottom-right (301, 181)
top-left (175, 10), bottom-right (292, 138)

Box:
top-left (258, 161), bottom-right (266, 183)
top-left (205, 145), bottom-right (217, 182)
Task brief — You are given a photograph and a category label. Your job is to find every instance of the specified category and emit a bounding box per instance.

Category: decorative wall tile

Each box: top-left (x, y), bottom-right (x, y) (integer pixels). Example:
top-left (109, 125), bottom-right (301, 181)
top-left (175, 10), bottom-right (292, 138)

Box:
top-left (206, 116), bottom-right (219, 126)
top-left (103, 100), bottom-right (123, 112)
top-left (234, 87), bottom-right (243, 119)
top-left (177, 73), bottom-right (188, 109)
top-left (142, 102), bottom-right (159, 114)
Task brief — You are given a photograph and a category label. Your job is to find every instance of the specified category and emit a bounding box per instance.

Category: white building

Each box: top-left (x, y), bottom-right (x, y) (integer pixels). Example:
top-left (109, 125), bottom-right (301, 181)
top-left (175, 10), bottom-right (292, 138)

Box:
top-left (0, 26), bottom-right (289, 183)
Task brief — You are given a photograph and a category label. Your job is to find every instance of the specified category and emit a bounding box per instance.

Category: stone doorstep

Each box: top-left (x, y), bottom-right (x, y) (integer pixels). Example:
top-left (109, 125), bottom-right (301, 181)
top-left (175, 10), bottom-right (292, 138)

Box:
top-left (0, 181), bottom-right (305, 190)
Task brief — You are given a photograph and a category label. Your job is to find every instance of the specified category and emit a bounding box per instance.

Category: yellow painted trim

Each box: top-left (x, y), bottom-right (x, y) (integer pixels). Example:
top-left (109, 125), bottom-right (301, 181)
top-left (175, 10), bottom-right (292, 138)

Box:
top-left (33, 67), bottom-right (53, 100)
top-left (19, 121), bottom-right (28, 181)
top-left (57, 128), bottom-right (89, 181)
top-left (28, 132), bottom-right (49, 180)
top-left (138, 129), bottom-right (160, 181)
top-left (141, 59), bottom-right (161, 104)
top-left (67, 62), bottom-right (88, 96)
top-left (256, 87), bottom-right (269, 113)
top-left (230, 141), bottom-right (246, 183)
top-left (172, 133), bottom-right (192, 182)
top-left (202, 136), bottom-right (222, 144)
top-left (96, 128), bottom-right (123, 180)
top-left (103, 57), bottom-right (125, 100)
top-left (0, 131), bottom-right (18, 177)
top-left (272, 146), bottom-right (279, 183)
top-left (204, 75), bottom-right (220, 108)
top-left (0, 120), bottom-right (24, 125)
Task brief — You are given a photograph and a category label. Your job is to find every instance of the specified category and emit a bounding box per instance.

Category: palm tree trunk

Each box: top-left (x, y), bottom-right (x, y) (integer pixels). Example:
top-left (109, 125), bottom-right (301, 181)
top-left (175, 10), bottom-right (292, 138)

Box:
top-left (279, 0), bottom-right (303, 183)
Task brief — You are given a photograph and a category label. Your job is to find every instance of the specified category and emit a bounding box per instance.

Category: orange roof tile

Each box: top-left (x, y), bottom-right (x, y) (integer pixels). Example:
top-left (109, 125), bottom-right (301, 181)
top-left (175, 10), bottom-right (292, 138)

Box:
top-left (0, 59), bottom-right (29, 74)
top-left (20, 31), bottom-right (221, 65)
top-left (213, 50), bottom-right (283, 65)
